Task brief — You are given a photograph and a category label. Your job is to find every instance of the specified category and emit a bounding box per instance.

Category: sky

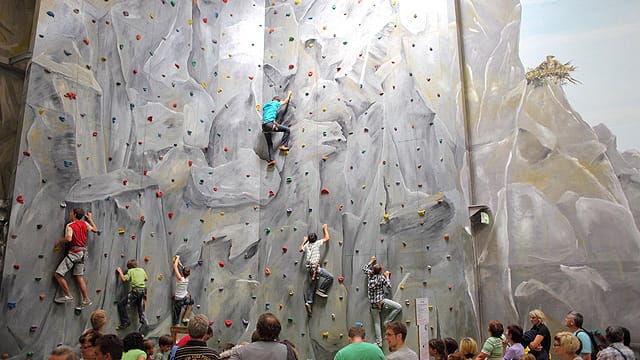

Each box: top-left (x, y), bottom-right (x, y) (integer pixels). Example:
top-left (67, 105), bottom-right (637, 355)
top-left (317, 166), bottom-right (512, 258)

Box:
top-left (519, 0), bottom-right (640, 151)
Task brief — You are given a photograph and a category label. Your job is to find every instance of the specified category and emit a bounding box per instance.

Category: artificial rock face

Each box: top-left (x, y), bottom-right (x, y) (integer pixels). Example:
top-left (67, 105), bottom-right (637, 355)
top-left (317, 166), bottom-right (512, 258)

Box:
top-left (3, 0), bottom-right (640, 359)
top-left (1, 0), bottom-right (473, 358)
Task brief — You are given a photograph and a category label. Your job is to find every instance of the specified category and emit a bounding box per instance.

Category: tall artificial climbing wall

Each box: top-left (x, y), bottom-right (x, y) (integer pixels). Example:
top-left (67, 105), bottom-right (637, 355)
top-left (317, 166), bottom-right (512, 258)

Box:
top-left (1, 0), bottom-right (476, 358)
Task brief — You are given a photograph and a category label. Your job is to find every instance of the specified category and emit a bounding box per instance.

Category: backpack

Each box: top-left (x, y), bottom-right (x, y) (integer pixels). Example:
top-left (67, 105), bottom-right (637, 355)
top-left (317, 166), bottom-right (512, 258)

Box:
top-left (576, 329), bottom-right (608, 358)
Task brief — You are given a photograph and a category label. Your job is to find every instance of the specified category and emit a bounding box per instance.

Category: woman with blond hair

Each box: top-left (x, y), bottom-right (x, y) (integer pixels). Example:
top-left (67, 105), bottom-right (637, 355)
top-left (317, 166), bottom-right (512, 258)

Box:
top-left (459, 338), bottom-right (478, 359)
top-left (525, 310), bottom-right (551, 360)
top-left (551, 332), bottom-right (581, 360)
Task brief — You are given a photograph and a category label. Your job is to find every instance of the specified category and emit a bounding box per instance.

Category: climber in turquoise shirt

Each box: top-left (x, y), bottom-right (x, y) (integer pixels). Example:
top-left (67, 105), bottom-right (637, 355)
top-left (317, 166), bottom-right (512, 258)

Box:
top-left (262, 91), bottom-right (292, 166)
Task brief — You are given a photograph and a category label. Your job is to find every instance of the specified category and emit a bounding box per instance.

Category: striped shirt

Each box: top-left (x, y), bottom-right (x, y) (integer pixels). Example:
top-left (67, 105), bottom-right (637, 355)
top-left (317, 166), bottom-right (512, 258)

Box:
top-left (174, 340), bottom-right (219, 360)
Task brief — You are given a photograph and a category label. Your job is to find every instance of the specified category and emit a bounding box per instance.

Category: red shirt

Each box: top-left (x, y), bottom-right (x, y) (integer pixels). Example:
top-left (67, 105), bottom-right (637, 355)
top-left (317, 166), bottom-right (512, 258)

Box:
top-left (67, 220), bottom-right (88, 251)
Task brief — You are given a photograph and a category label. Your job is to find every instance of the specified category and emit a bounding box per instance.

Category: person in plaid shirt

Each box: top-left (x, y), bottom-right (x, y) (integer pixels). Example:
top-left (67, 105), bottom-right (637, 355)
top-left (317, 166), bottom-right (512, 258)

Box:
top-left (363, 256), bottom-right (402, 348)
top-left (596, 326), bottom-right (635, 360)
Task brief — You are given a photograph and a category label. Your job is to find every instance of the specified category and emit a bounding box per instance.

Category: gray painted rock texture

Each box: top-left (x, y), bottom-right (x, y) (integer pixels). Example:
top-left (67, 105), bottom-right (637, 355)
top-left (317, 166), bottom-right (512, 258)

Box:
top-left (1, 0), bottom-right (473, 358)
top-left (2, 0), bottom-right (640, 359)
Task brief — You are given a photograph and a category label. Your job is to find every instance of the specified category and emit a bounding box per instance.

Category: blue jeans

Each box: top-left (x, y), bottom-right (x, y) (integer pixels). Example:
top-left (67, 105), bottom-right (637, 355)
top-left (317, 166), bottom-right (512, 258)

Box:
top-left (172, 294), bottom-right (194, 325)
top-left (370, 299), bottom-right (402, 345)
top-left (304, 266), bottom-right (334, 304)
top-left (117, 287), bottom-right (146, 326)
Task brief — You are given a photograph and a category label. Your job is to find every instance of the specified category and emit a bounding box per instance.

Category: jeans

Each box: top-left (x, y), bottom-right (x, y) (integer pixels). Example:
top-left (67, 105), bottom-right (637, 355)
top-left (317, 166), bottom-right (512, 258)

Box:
top-left (172, 295), bottom-right (194, 325)
top-left (262, 101), bottom-right (291, 161)
top-left (370, 299), bottom-right (402, 344)
top-left (117, 287), bottom-right (146, 326)
top-left (304, 266), bottom-right (334, 304)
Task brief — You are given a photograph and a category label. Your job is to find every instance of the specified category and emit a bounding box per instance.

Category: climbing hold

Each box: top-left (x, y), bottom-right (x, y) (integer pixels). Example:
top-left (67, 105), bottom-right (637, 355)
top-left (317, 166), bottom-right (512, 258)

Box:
top-left (448, 285), bottom-right (453, 290)
top-left (405, 319), bottom-right (412, 325)
top-left (265, 268), bottom-right (271, 276)
top-left (282, 246), bottom-right (288, 253)
top-left (383, 213), bottom-right (390, 221)
top-left (29, 325), bottom-right (38, 333)
top-left (322, 331), bottom-right (329, 338)
top-left (168, 212), bottom-right (174, 219)
top-left (225, 319), bottom-right (232, 327)
top-left (218, 261), bottom-right (225, 267)
top-left (39, 294), bottom-right (45, 301)
top-left (446, 254), bottom-right (452, 260)
top-left (308, 71), bottom-right (313, 77)
top-left (265, 227), bottom-right (271, 233)
top-left (265, 302), bottom-right (270, 310)
top-left (16, 195), bottom-right (24, 204)
top-left (188, 160), bottom-right (193, 166)
top-left (46, 10), bottom-right (55, 17)
top-left (122, 179), bottom-right (128, 186)
top-left (64, 92), bottom-right (77, 99)
top-left (268, 190), bottom-right (275, 197)
top-left (443, 233), bottom-right (450, 240)
top-left (355, 321), bottom-right (364, 327)
top-left (338, 276), bottom-right (344, 283)
top-left (7, 301), bottom-right (16, 309)
top-left (286, 208), bottom-right (292, 215)
top-left (418, 209), bottom-right (426, 216)
top-left (156, 190), bottom-right (163, 198)
top-left (136, 34), bottom-right (142, 40)
top-left (144, 256), bottom-right (150, 262)
top-left (289, 290), bottom-right (295, 296)
top-left (12, 264), bottom-right (19, 270)
top-left (288, 64), bottom-right (295, 70)
top-left (96, 288), bottom-right (102, 293)
top-left (339, 295), bottom-right (343, 300)
top-left (320, 188), bottom-right (330, 195)
top-left (157, 274), bottom-right (164, 281)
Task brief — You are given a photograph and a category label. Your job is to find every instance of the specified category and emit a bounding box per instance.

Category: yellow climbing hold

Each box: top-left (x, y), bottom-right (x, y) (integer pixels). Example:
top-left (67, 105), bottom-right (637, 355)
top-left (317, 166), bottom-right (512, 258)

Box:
top-left (118, 228), bottom-right (125, 234)
top-left (322, 107), bottom-right (327, 112)
top-left (187, 19), bottom-right (193, 25)
top-left (428, 305), bottom-right (433, 310)
top-left (322, 331), bottom-right (329, 338)
top-left (418, 209), bottom-right (426, 216)
top-left (295, 0), bottom-right (301, 4)
top-left (217, 88), bottom-right (223, 93)
top-left (383, 213), bottom-right (390, 221)
top-left (289, 290), bottom-right (295, 296)
top-left (201, 81), bottom-right (207, 89)
top-left (399, 284), bottom-right (405, 290)
top-left (38, 109), bottom-right (45, 115)
top-left (219, 211), bottom-right (225, 216)
top-left (157, 274), bottom-right (164, 281)
top-left (301, 144), bottom-right (306, 148)
top-left (405, 319), bottom-right (411, 325)
top-left (225, 74), bottom-right (231, 79)
top-left (256, 105), bottom-right (261, 111)
top-left (361, 184), bottom-right (366, 189)
top-left (149, 13), bottom-right (155, 19)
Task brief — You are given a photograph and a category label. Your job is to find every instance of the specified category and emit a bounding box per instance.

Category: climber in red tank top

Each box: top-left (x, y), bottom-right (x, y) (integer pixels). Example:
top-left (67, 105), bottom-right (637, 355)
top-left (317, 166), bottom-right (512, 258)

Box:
top-left (54, 207), bottom-right (98, 307)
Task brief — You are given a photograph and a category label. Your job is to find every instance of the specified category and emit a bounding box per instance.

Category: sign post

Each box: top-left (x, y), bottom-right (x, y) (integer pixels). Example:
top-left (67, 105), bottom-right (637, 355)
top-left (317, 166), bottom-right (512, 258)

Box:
top-left (415, 298), bottom-right (430, 360)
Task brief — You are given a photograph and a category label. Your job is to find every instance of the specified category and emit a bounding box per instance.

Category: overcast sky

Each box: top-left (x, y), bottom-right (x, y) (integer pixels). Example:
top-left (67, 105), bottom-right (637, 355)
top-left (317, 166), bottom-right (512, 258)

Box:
top-left (519, 0), bottom-right (640, 151)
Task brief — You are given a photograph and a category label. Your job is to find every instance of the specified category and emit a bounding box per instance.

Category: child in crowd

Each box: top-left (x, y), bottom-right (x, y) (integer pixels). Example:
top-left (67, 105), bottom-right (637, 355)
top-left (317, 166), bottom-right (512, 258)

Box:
top-left (152, 335), bottom-right (173, 360)
top-left (143, 339), bottom-right (155, 359)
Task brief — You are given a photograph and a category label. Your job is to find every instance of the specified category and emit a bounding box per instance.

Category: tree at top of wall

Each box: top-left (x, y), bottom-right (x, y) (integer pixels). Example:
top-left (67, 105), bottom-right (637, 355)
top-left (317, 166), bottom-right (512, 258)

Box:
top-left (526, 55), bottom-right (581, 87)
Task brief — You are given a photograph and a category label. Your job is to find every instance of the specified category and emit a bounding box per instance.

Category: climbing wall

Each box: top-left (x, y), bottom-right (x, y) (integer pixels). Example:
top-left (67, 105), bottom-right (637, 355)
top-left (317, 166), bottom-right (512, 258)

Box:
top-left (1, 0), bottom-right (476, 358)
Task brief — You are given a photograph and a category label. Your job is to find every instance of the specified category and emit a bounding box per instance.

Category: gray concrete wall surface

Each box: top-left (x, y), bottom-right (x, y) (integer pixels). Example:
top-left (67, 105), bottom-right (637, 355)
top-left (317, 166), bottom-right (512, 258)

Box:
top-left (1, 0), bottom-right (475, 358)
top-left (2, 0), bottom-right (640, 359)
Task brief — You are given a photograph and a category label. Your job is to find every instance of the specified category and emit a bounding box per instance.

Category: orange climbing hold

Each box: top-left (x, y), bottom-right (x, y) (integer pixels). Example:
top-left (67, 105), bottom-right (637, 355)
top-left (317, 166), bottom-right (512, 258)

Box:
top-left (144, 256), bottom-right (150, 262)
top-left (136, 34), bottom-right (142, 40)
top-left (443, 233), bottom-right (450, 240)
top-left (265, 268), bottom-right (271, 276)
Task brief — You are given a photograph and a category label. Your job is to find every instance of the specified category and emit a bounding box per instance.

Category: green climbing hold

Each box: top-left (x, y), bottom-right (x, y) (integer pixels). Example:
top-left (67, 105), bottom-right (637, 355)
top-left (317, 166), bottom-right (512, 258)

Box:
top-left (170, 0), bottom-right (176, 6)
top-left (286, 177), bottom-right (292, 183)
top-left (265, 227), bottom-right (271, 233)
top-left (332, 4), bottom-right (336, 9)
top-left (189, 91), bottom-right (194, 96)
top-left (119, 44), bottom-right (124, 50)
top-left (191, 60), bottom-right (197, 67)
top-left (129, 103), bottom-right (135, 110)
top-left (200, 219), bottom-right (205, 223)
top-left (289, 36), bottom-right (295, 41)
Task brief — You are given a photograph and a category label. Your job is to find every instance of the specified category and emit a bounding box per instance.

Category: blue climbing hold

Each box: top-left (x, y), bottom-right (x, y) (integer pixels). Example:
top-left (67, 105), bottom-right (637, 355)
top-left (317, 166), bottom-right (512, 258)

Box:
top-left (46, 10), bottom-right (55, 17)
top-left (63, 160), bottom-right (72, 167)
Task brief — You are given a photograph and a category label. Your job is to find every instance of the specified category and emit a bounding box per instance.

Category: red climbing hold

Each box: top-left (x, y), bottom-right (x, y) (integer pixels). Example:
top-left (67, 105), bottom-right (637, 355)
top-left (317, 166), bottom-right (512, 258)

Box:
top-left (64, 92), bottom-right (77, 99)
top-left (93, 131), bottom-right (98, 137)
top-left (144, 256), bottom-right (150, 262)
top-left (268, 190), bottom-right (275, 197)
top-left (308, 71), bottom-right (313, 77)
top-left (288, 64), bottom-right (295, 70)
top-left (320, 188), bottom-right (330, 195)
top-left (437, 199), bottom-right (443, 204)
top-left (223, 147), bottom-right (228, 152)
top-left (39, 294), bottom-right (46, 301)
top-left (122, 179), bottom-right (128, 186)
top-left (174, 63), bottom-right (180, 69)
top-left (136, 34), bottom-right (142, 40)
top-left (248, 76), bottom-right (254, 80)
top-left (168, 212), bottom-right (174, 219)
top-left (16, 195), bottom-right (24, 204)
top-left (213, 186), bottom-right (218, 191)
top-left (224, 319), bottom-right (232, 326)
top-left (338, 276), bottom-right (344, 283)
top-left (13, 264), bottom-right (19, 270)
top-left (147, 116), bottom-right (153, 122)
top-left (218, 261), bottom-right (225, 267)
top-left (282, 246), bottom-right (288, 253)
top-left (188, 160), bottom-right (193, 166)
top-left (83, 38), bottom-right (90, 45)
top-left (203, 18), bottom-right (208, 23)
top-left (133, 69), bottom-right (138, 74)
top-left (23, 151), bottom-right (31, 157)
top-left (96, 288), bottom-right (102, 293)
top-left (143, 169), bottom-right (148, 175)
top-left (443, 233), bottom-right (450, 240)
top-left (156, 190), bottom-right (163, 198)
top-left (172, 103), bottom-right (177, 108)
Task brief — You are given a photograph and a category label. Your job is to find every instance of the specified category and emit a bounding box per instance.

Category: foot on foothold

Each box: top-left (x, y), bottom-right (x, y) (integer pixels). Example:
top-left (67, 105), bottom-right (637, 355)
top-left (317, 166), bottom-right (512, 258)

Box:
top-left (278, 145), bottom-right (289, 151)
top-left (315, 290), bottom-right (328, 298)
top-left (54, 295), bottom-right (74, 304)
top-left (181, 318), bottom-right (189, 325)
top-left (116, 323), bottom-right (130, 331)
top-left (81, 299), bottom-right (92, 308)
top-left (267, 160), bottom-right (276, 166)
top-left (305, 303), bottom-right (312, 315)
